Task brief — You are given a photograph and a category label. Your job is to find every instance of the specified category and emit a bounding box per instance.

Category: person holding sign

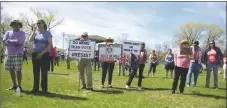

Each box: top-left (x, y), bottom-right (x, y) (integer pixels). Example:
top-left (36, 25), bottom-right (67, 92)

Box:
top-left (147, 50), bottom-right (158, 77)
top-left (77, 32), bottom-right (93, 91)
top-left (204, 40), bottom-right (223, 89)
top-left (29, 19), bottom-right (53, 93)
top-left (3, 20), bottom-right (25, 91)
top-left (171, 40), bottom-right (192, 94)
top-left (126, 42), bottom-right (147, 90)
top-left (100, 38), bottom-right (115, 88)
top-left (186, 41), bottom-right (202, 87)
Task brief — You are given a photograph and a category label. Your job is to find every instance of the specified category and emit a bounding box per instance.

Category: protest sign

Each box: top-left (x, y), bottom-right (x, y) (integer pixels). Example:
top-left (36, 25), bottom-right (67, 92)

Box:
top-left (122, 40), bottom-right (141, 55)
top-left (68, 40), bottom-right (96, 59)
top-left (98, 44), bottom-right (122, 61)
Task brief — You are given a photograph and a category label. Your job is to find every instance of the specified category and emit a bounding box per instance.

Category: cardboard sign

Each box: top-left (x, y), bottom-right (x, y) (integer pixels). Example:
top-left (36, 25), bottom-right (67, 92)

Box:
top-left (122, 40), bottom-right (141, 55)
top-left (98, 44), bottom-right (122, 61)
top-left (68, 40), bottom-right (96, 59)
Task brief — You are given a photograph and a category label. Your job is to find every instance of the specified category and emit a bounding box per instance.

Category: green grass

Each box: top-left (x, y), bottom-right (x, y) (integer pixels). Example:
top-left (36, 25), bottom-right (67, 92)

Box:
top-left (1, 60), bottom-right (226, 108)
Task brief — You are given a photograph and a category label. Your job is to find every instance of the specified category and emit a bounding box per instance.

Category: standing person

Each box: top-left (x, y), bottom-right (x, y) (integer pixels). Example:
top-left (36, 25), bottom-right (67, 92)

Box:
top-left (48, 47), bottom-right (56, 72)
top-left (186, 41), bottom-right (202, 87)
top-left (126, 42), bottom-right (147, 89)
top-left (23, 47), bottom-right (28, 64)
top-left (77, 32), bottom-right (93, 91)
top-left (118, 53), bottom-right (126, 76)
top-left (223, 56), bottom-right (227, 81)
top-left (204, 40), bottom-right (223, 89)
top-left (55, 50), bottom-right (60, 66)
top-left (29, 19), bottom-right (53, 93)
top-left (171, 40), bottom-right (192, 94)
top-left (94, 50), bottom-right (99, 71)
top-left (100, 38), bottom-right (115, 88)
top-left (164, 49), bottom-right (174, 78)
top-left (147, 50), bottom-right (158, 77)
top-left (3, 20), bottom-right (25, 91)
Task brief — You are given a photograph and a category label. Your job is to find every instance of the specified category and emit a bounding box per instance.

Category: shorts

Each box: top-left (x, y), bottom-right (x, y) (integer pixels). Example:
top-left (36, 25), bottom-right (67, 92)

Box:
top-left (5, 54), bottom-right (23, 71)
top-left (165, 62), bottom-right (175, 71)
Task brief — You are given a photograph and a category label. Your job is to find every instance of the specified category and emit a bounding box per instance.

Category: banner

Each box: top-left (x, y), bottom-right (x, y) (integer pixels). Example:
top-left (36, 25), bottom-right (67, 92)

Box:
top-left (122, 40), bottom-right (141, 55)
top-left (98, 44), bottom-right (122, 61)
top-left (68, 40), bottom-right (96, 59)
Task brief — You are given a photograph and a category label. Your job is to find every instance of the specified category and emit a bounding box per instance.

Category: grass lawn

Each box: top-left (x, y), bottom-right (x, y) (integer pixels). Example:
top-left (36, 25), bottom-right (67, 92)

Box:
top-left (1, 60), bottom-right (226, 108)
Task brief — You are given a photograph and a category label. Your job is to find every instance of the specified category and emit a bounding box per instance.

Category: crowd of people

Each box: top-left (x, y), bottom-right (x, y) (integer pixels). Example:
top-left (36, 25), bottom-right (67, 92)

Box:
top-left (1, 19), bottom-right (226, 95)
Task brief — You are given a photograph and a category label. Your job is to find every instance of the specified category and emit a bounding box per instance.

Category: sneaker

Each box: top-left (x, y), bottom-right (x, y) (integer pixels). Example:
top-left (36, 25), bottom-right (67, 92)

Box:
top-left (126, 85), bottom-right (130, 89)
top-left (138, 86), bottom-right (142, 90)
top-left (180, 92), bottom-right (184, 95)
top-left (213, 87), bottom-right (218, 90)
top-left (186, 85), bottom-right (190, 87)
top-left (81, 84), bottom-right (86, 89)
top-left (171, 90), bottom-right (175, 94)
top-left (109, 85), bottom-right (113, 88)
top-left (6, 86), bottom-right (17, 91)
top-left (100, 85), bottom-right (104, 88)
top-left (18, 86), bottom-right (23, 91)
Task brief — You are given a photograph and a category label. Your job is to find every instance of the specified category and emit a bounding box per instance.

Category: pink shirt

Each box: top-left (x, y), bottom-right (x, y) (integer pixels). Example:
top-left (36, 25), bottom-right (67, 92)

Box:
top-left (224, 57), bottom-right (227, 64)
top-left (175, 51), bottom-right (190, 68)
top-left (207, 49), bottom-right (216, 63)
top-left (193, 49), bottom-right (199, 60)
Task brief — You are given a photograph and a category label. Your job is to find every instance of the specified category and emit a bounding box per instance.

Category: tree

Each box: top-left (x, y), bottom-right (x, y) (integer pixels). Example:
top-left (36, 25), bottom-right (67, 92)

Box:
top-left (162, 41), bottom-right (170, 53)
top-left (19, 7), bottom-right (64, 56)
top-left (114, 33), bottom-right (129, 44)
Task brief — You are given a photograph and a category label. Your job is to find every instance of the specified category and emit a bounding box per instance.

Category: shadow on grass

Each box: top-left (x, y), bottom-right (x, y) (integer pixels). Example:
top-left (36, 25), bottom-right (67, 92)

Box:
top-left (49, 72), bottom-right (69, 76)
top-left (22, 90), bottom-right (88, 101)
top-left (112, 87), bottom-right (171, 91)
top-left (185, 92), bottom-right (226, 99)
top-left (93, 89), bottom-right (124, 94)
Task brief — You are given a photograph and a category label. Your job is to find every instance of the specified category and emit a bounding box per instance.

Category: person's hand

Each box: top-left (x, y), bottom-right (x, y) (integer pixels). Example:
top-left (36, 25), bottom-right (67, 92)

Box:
top-left (32, 24), bottom-right (37, 32)
top-left (36, 52), bottom-right (45, 59)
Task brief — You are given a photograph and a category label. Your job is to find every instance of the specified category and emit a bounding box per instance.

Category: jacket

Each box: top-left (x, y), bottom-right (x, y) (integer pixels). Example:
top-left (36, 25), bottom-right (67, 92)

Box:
top-left (204, 47), bottom-right (223, 65)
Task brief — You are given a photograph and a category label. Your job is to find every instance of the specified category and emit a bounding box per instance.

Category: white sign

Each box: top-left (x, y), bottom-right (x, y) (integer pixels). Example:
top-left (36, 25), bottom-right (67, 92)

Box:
top-left (98, 44), bottom-right (122, 61)
top-left (68, 40), bottom-right (96, 59)
top-left (123, 40), bottom-right (141, 55)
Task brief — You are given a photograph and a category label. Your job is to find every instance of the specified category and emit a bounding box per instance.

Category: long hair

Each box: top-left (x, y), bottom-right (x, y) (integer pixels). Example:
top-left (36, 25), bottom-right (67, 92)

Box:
top-left (38, 19), bottom-right (47, 31)
top-left (208, 40), bottom-right (216, 49)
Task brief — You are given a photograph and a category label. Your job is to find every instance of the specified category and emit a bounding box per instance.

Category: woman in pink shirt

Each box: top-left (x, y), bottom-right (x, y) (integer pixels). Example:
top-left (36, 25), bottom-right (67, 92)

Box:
top-left (171, 40), bottom-right (192, 94)
top-left (48, 47), bottom-right (56, 72)
top-left (204, 40), bottom-right (223, 89)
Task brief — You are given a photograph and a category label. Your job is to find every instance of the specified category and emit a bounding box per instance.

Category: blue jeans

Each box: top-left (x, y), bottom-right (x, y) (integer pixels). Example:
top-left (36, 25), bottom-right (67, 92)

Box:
top-left (186, 61), bottom-right (200, 86)
top-left (206, 62), bottom-right (219, 88)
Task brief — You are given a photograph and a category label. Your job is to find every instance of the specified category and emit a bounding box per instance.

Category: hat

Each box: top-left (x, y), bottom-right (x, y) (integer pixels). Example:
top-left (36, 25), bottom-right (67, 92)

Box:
top-left (10, 20), bottom-right (23, 28)
top-left (81, 32), bottom-right (88, 37)
top-left (105, 37), bottom-right (114, 43)
top-left (140, 42), bottom-right (145, 45)
top-left (193, 41), bottom-right (199, 45)
top-left (180, 40), bottom-right (190, 45)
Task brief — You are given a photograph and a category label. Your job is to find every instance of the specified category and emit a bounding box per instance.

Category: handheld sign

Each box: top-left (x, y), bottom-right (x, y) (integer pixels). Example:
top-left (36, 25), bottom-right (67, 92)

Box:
top-left (68, 40), bottom-right (96, 59)
top-left (122, 40), bottom-right (141, 55)
top-left (98, 44), bottom-right (122, 61)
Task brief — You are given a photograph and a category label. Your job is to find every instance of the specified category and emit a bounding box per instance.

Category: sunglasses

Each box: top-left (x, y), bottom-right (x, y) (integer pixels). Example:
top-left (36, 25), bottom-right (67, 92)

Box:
top-left (36, 22), bottom-right (42, 25)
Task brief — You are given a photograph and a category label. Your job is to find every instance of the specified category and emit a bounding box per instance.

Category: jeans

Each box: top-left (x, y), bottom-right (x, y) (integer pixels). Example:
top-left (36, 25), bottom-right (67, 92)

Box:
top-left (101, 62), bottom-right (115, 85)
top-left (147, 63), bottom-right (156, 76)
top-left (206, 62), bottom-right (219, 88)
top-left (32, 52), bottom-right (49, 91)
top-left (48, 56), bottom-right (54, 72)
top-left (172, 66), bottom-right (189, 92)
top-left (186, 61), bottom-right (200, 86)
top-left (126, 64), bottom-right (145, 87)
top-left (118, 64), bottom-right (125, 75)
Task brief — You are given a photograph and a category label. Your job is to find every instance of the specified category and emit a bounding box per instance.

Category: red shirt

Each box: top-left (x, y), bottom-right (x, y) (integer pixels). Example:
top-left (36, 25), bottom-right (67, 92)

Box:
top-left (207, 49), bottom-right (216, 63)
top-left (193, 48), bottom-right (199, 60)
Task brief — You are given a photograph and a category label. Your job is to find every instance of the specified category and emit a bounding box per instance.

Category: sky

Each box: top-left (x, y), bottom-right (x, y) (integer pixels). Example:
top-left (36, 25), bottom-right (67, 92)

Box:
top-left (2, 2), bottom-right (226, 50)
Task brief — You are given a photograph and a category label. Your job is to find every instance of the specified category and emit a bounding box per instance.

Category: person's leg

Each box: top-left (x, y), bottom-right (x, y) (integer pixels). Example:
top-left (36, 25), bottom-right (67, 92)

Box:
top-left (108, 63), bottom-right (115, 86)
top-left (15, 54), bottom-right (23, 88)
top-left (126, 68), bottom-right (137, 86)
top-left (101, 62), bottom-right (108, 85)
top-left (213, 64), bottom-right (219, 88)
top-left (98, 60), bottom-right (100, 71)
top-left (205, 63), bottom-right (212, 88)
top-left (147, 63), bottom-right (152, 76)
top-left (94, 60), bottom-right (97, 71)
top-left (32, 53), bottom-right (41, 91)
top-left (9, 70), bottom-right (17, 89)
top-left (172, 66), bottom-right (181, 93)
top-left (118, 63), bottom-right (121, 76)
top-left (186, 62), bottom-right (193, 86)
top-left (165, 69), bottom-right (169, 78)
top-left (78, 60), bottom-right (86, 88)
top-left (138, 64), bottom-right (145, 87)
top-left (152, 63), bottom-right (157, 77)
top-left (179, 68), bottom-right (189, 93)
top-left (122, 64), bottom-right (125, 76)
top-left (40, 53), bottom-right (49, 92)
top-left (47, 56), bottom-right (51, 72)
top-left (192, 63), bottom-right (200, 87)
top-left (85, 60), bottom-right (93, 89)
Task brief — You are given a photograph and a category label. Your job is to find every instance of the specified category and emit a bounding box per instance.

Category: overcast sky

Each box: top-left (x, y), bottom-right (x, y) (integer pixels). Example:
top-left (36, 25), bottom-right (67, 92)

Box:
top-left (2, 2), bottom-right (226, 49)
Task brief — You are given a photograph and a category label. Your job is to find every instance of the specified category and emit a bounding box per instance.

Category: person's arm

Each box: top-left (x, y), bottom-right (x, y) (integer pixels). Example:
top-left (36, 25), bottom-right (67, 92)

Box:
top-left (2, 32), bottom-right (11, 46)
top-left (204, 49), bottom-right (208, 65)
top-left (8, 32), bottom-right (26, 45)
top-left (171, 54), bottom-right (174, 62)
top-left (29, 25), bottom-right (37, 42)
